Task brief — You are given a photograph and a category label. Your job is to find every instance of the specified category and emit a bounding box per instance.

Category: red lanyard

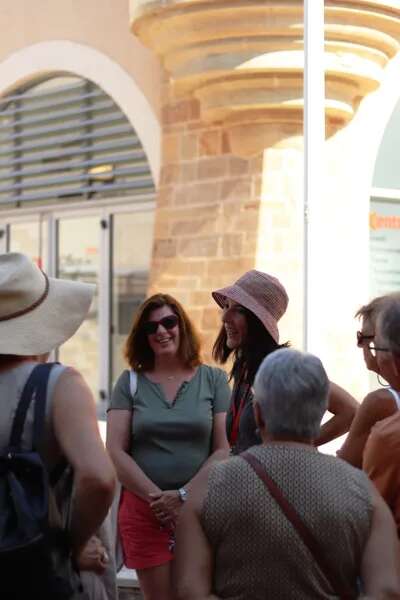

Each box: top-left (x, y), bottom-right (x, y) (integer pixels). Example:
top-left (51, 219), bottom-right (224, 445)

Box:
top-left (229, 380), bottom-right (251, 447)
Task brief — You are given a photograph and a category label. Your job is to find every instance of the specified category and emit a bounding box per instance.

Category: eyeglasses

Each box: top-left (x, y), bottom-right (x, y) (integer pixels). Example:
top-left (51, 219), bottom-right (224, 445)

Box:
top-left (367, 342), bottom-right (391, 358)
top-left (143, 314), bottom-right (179, 336)
top-left (356, 331), bottom-right (374, 347)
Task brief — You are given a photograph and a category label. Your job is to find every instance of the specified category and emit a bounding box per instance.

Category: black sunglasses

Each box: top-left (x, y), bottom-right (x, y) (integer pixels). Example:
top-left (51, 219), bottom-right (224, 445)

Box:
top-left (356, 331), bottom-right (374, 347)
top-left (143, 314), bottom-right (179, 336)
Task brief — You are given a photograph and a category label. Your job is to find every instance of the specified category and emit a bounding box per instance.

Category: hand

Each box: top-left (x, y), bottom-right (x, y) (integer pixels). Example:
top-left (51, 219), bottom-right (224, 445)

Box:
top-left (149, 490), bottom-right (182, 525)
top-left (76, 535), bottom-right (109, 574)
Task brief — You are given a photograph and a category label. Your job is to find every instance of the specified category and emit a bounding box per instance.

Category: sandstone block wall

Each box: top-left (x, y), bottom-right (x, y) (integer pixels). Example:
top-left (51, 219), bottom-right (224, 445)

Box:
top-left (149, 91), bottom-right (264, 360)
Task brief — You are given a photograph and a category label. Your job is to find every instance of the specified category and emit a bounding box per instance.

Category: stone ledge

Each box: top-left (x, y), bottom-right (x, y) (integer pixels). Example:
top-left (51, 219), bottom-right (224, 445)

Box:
top-left (131, 0), bottom-right (400, 154)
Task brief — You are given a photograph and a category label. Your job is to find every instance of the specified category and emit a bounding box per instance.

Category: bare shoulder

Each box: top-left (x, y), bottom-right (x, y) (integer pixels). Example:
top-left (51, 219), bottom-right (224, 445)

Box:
top-left (363, 388), bottom-right (395, 407)
top-left (50, 365), bottom-right (97, 428)
top-left (53, 366), bottom-right (92, 400)
top-left (362, 388), bottom-right (398, 423)
top-left (56, 365), bottom-right (89, 386)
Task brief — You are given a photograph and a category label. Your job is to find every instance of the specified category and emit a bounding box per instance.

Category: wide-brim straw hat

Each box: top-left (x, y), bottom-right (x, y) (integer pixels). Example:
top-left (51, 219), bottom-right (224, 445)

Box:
top-left (0, 252), bottom-right (95, 355)
top-left (212, 270), bottom-right (289, 343)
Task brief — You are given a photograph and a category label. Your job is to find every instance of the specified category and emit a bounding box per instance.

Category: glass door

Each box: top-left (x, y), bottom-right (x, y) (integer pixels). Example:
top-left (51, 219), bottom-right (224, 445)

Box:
top-left (111, 210), bottom-right (154, 385)
top-left (56, 216), bottom-right (100, 405)
top-left (3, 201), bottom-right (155, 421)
top-left (8, 219), bottom-right (48, 268)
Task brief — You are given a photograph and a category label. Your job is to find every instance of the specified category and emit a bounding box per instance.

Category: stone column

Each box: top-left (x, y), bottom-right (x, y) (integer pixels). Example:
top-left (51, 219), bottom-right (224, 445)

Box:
top-left (130, 0), bottom-right (400, 360)
top-left (147, 90), bottom-right (261, 354)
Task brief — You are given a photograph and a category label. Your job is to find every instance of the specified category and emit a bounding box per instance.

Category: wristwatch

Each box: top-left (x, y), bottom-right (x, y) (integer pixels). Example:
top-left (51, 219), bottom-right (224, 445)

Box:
top-left (178, 487), bottom-right (188, 502)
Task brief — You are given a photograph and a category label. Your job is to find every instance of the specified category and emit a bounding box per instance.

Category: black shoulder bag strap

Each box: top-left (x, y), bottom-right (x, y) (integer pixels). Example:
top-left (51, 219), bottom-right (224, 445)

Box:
top-left (241, 451), bottom-right (357, 600)
top-left (9, 363), bottom-right (56, 451)
top-left (9, 362), bottom-right (67, 483)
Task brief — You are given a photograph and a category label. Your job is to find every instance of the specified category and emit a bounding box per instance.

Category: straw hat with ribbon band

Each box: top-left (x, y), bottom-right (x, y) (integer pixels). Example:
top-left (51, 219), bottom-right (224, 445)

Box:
top-left (0, 253), bottom-right (95, 355)
top-left (212, 270), bottom-right (289, 344)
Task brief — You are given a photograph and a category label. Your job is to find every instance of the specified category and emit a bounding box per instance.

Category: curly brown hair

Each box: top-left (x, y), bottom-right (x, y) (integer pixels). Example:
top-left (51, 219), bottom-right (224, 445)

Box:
top-left (124, 293), bottom-right (201, 371)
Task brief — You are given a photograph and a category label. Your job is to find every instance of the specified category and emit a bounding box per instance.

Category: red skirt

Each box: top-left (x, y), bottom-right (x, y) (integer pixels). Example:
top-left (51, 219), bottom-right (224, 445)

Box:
top-left (118, 489), bottom-right (175, 570)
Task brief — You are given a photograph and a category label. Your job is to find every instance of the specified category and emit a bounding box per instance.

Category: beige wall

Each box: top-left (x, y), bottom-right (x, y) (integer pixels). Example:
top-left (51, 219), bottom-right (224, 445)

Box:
top-left (148, 90), bottom-right (263, 360)
top-left (0, 0), bottom-right (161, 119)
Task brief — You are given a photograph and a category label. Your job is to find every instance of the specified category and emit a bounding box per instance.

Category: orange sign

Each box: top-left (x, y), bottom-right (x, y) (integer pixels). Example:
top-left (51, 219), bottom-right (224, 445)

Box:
top-left (370, 212), bottom-right (400, 231)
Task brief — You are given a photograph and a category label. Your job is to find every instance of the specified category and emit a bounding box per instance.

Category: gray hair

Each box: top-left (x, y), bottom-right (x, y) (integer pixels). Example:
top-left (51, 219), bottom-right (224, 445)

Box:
top-left (377, 294), bottom-right (400, 355)
top-left (253, 348), bottom-right (329, 440)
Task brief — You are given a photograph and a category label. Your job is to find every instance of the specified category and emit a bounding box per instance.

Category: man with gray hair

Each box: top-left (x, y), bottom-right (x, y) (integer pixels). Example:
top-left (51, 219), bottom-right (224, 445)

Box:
top-left (174, 349), bottom-right (400, 600)
top-left (363, 294), bottom-right (400, 537)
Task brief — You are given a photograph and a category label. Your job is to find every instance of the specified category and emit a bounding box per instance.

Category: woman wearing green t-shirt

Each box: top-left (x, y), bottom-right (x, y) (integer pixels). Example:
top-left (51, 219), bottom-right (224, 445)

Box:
top-left (106, 293), bottom-right (230, 600)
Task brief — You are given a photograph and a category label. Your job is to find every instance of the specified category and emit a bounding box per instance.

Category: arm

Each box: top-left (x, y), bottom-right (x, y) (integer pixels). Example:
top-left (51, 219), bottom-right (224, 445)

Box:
top-left (361, 484), bottom-right (400, 598)
top-left (187, 368), bottom-right (231, 482)
top-left (106, 409), bottom-right (161, 501)
top-left (315, 381), bottom-right (357, 447)
top-left (52, 368), bottom-right (116, 556)
top-left (362, 421), bottom-right (400, 513)
top-left (338, 390), bottom-right (390, 468)
top-left (186, 412), bottom-right (230, 491)
top-left (174, 468), bottom-right (221, 600)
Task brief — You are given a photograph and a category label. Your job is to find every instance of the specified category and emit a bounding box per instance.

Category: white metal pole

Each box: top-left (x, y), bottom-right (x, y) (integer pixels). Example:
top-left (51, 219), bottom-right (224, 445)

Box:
top-left (98, 212), bottom-right (111, 419)
top-left (303, 0), bottom-right (325, 351)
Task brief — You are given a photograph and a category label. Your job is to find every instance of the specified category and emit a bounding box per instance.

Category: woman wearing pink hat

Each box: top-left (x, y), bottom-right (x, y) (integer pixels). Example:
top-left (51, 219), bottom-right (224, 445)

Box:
top-left (212, 270), bottom-right (357, 454)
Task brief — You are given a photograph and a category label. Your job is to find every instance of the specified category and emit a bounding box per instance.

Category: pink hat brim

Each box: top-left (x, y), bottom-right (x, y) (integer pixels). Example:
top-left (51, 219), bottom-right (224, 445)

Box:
top-left (212, 283), bottom-right (280, 343)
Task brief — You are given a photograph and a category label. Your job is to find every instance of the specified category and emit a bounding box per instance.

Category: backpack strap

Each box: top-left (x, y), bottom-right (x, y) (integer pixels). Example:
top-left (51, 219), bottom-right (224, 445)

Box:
top-left (9, 363), bottom-right (56, 450)
top-left (241, 451), bottom-right (356, 600)
top-left (129, 369), bottom-right (138, 399)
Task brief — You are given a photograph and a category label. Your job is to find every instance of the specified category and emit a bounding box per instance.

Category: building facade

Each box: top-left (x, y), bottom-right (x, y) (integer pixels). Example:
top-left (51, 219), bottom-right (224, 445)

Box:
top-left (1, 0), bottom-right (400, 419)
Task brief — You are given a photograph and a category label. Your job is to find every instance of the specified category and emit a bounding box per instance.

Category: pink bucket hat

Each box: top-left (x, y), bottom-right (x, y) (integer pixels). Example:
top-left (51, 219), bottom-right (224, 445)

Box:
top-left (212, 270), bottom-right (289, 343)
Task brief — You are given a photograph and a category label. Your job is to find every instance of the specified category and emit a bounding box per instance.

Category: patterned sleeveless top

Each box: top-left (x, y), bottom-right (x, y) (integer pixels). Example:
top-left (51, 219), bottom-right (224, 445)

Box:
top-left (201, 444), bottom-right (373, 600)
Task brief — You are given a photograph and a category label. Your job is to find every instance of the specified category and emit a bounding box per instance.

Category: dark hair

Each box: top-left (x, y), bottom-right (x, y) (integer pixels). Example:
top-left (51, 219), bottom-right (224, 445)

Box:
top-left (124, 293), bottom-right (201, 371)
top-left (212, 306), bottom-right (290, 385)
top-left (0, 354), bottom-right (25, 366)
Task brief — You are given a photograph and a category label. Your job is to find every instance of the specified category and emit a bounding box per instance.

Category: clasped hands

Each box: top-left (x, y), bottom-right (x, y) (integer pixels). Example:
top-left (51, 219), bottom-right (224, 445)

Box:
top-left (76, 535), bottom-right (109, 574)
top-left (149, 490), bottom-right (182, 526)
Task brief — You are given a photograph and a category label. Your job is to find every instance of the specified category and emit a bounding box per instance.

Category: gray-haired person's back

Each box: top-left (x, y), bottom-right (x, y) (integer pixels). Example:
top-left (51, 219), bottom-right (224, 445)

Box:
top-left (201, 444), bottom-right (372, 599)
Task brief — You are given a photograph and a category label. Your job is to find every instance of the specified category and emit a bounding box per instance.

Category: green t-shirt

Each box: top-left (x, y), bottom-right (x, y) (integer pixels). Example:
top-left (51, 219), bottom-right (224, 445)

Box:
top-left (109, 364), bottom-right (231, 490)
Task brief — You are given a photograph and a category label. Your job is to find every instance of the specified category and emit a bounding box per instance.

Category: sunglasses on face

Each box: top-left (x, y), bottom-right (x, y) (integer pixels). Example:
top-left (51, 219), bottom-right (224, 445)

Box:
top-left (356, 331), bottom-right (374, 347)
top-left (143, 314), bottom-right (179, 336)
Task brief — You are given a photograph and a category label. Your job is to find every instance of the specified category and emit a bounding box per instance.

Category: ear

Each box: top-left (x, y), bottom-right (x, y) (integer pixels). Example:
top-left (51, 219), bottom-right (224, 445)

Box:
top-left (253, 401), bottom-right (265, 431)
